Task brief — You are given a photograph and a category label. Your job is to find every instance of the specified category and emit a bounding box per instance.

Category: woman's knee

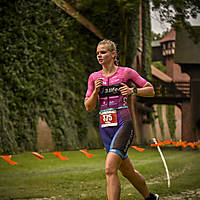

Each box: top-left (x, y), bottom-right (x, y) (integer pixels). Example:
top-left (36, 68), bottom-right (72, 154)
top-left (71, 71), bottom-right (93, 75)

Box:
top-left (105, 152), bottom-right (122, 176)
top-left (105, 166), bottom-right (118, 176)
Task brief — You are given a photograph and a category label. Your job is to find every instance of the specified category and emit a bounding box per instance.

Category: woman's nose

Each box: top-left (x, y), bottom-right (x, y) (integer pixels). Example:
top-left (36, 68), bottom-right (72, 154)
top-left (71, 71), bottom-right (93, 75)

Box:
top-left (97, 53), bottom-right (102, 58)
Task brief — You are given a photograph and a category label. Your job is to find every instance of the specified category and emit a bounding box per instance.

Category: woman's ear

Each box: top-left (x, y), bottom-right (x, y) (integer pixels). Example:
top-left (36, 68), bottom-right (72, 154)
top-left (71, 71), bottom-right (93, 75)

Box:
top-left (112, 51), bottom-right (116, 59)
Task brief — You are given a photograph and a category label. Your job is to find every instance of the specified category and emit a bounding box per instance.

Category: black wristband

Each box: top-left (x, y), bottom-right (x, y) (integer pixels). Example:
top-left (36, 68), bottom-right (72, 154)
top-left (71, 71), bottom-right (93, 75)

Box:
top-left (132, 87), bottom-right (137, 95)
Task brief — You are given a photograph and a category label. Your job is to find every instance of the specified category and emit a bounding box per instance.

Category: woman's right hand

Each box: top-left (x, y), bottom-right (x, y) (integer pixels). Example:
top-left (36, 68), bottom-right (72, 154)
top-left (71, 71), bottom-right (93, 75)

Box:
top-left (85, 78), bottom-right (103, 112)
top-left (94, 78), bottom-right (103, 94)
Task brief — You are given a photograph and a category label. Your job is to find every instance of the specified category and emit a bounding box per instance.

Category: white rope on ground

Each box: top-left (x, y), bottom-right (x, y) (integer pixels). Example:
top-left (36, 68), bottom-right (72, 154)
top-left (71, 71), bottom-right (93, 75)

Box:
top-left (153, 138), bottom-right (171, 188)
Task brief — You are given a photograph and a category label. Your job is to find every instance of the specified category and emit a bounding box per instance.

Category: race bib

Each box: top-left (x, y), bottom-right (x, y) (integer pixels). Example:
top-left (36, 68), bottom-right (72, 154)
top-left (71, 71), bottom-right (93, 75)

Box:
top-left (100, 110), bottom-right (118, 128)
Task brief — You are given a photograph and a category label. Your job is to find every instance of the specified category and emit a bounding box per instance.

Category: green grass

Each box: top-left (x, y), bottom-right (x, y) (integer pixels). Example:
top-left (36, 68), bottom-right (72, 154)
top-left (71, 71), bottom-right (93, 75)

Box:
top-left (0, 148), bottom-right (200, 200)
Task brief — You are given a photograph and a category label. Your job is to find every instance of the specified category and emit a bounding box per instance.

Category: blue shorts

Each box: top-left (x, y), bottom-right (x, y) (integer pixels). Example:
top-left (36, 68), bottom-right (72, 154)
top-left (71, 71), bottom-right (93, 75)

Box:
top-left (100, 108), bottom-right (135, 160)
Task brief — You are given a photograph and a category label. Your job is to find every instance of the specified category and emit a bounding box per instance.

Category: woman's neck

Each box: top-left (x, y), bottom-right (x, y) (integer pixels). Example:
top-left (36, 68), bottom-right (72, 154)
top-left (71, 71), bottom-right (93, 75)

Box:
top-left (102, 64), bottom-right (118, 77)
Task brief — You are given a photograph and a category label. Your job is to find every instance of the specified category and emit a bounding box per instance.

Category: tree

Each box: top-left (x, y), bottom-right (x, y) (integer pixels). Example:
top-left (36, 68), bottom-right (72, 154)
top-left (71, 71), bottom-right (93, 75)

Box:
top-left (152, 30), bottom-right (169, 41)
top-left (151, 0), bottom-right (200, 42)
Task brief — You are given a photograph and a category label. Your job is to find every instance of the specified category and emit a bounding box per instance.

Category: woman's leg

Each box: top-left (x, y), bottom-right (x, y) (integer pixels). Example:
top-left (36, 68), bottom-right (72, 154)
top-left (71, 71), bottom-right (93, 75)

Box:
top-left (119, 157), bottom-right (150, 199)
top-left (105, 152), bottom-right (122, 200)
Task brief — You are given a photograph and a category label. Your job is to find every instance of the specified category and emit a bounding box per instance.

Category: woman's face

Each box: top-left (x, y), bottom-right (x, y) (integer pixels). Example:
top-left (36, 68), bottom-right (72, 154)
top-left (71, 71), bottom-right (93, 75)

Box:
top-left (96, 44), bottom-right (115, 66)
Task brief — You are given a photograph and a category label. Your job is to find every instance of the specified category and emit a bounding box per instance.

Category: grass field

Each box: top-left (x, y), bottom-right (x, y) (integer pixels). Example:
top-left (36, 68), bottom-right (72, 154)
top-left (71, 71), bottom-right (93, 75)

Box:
top-left (0, 148), bottom-right (200, 200)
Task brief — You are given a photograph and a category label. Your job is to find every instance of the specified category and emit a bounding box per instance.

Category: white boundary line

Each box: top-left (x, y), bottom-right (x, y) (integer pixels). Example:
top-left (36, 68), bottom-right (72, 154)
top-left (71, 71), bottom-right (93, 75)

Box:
top-left (153, 138), bottom-right (171, 188)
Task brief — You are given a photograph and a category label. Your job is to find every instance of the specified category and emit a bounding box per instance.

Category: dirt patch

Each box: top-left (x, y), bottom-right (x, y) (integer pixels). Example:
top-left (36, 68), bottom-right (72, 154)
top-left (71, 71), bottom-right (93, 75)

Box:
top-left (37, 117), bottom-right (54, 152)
top-left (148, 165), bottom-right (191, 185)
top-left (161, 188), bottom-right (200, 200)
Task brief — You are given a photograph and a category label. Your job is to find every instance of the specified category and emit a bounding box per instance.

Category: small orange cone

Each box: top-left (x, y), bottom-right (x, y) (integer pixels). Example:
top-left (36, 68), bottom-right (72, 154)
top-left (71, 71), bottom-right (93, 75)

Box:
top-left (163, 140), bottom-right (172, 145)
top-left (32, 152), bottom-right (44, 160)
top-left (186, 142), bottom-right (195, 149)
top-left (79, 149), bottom-right (94, 158)
top-left (52, 152), bottom-right (69, 160)
top-left (151, 143), bottom-right (158, 147)
top-left (0, 155), bottom-right (18, 165)
top-left (181, 141), bottom-right (188, 148)
top-left (174, 141), bottom-right (182, 147)
top-left (157, 141), bottom-right (165, 146)
top-left (131, 146), bottom-right (145, 152)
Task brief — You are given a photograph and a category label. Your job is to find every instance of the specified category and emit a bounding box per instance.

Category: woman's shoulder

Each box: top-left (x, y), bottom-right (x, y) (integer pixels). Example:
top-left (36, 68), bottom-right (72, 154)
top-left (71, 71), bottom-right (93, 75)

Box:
top-left (118, 66), bottom-right (136, 73)
top-left (89, 70), bottom-right (102, 80)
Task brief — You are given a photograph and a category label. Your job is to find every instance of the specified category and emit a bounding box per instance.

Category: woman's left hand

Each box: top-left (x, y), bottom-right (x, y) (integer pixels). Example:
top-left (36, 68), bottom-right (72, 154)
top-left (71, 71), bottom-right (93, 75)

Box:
top-left (119, 83), bottom-right (132, 96)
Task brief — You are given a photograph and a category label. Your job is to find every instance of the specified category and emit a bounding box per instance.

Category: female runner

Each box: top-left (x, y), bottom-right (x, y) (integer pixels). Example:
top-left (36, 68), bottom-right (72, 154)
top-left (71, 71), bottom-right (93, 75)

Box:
top-left (84, 39), bottom-right (159, 200)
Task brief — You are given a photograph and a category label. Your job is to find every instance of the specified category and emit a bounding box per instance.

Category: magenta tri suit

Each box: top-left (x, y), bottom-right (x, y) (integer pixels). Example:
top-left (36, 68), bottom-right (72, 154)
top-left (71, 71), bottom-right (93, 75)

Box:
top-left (85, 66), bottom-right (147, 159)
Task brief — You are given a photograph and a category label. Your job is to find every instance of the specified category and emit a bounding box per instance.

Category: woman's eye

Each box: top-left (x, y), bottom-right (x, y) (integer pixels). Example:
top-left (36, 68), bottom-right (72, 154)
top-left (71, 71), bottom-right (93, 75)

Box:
top-left (97, 51), bottom-right (107, 55)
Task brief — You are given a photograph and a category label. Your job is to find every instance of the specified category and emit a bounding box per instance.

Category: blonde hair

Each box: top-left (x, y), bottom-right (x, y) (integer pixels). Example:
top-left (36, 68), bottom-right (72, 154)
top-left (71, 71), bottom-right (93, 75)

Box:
top-left (97, 39), bottom-right (119, 65)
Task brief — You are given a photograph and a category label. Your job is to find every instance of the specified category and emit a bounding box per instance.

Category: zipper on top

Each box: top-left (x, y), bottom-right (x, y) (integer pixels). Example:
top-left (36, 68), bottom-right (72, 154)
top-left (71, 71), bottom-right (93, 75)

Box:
top-left (107, 77), bottom-right (109, 107)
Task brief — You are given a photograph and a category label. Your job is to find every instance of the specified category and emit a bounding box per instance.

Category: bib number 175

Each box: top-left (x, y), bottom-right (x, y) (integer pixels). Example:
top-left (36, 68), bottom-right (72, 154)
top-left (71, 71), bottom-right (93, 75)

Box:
top-left (100, 110), bottom-right (118, 128)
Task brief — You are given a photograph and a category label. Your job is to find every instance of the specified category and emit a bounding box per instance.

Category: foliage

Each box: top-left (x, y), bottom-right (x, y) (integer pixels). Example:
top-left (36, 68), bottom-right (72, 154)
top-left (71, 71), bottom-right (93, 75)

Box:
top-left (166, 105), bottom-right (176, 140)
top-left (157, 105), bottom-right (165, 139)
top-left (125, 7), bottom-right (140, 67)
top-left (0, 0), bottom-right (100, 153)
top-left (142, 0), bottom-right (152, 80)
top-left (152, 61), bottom-right (166, 73)
top-left (0, 93), bottom-right (18, 154)
top-left (151, 29), bottom-right (169, 41)
top-left (151, 0), bottom-right (200, 42)
top-left (150, 112), bottom-right (157, 138)
top-left (151, 0), bottom-right (200, 24)
top-left (118, 0), bottom-right (140, 66)
top-left (74, 0), bottom-right (141, 67)
top-left (74, 0), bottom-right (121, 44)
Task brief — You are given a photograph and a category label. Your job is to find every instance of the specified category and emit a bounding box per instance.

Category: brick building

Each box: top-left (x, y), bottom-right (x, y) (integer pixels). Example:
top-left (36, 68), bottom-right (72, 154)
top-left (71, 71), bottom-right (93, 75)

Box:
top-left (151, 27), bottom-right (193, 141)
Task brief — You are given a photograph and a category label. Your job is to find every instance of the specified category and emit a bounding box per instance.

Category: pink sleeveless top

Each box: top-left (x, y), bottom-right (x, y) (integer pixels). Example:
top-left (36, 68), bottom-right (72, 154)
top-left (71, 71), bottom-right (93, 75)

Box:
top-left (85, 66), bottom-right (147, 111)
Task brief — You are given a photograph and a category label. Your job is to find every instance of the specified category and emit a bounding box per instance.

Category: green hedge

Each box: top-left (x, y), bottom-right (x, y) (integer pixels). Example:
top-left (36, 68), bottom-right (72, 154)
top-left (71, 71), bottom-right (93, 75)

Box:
top-left (142, 0), bottom-right (152, 80)
top-left (157, 105), bottom-right (165, 139)
top-left (0, 0), bottom-right (100, 153)
top-left (166, 105), bottom-right (176, 140)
